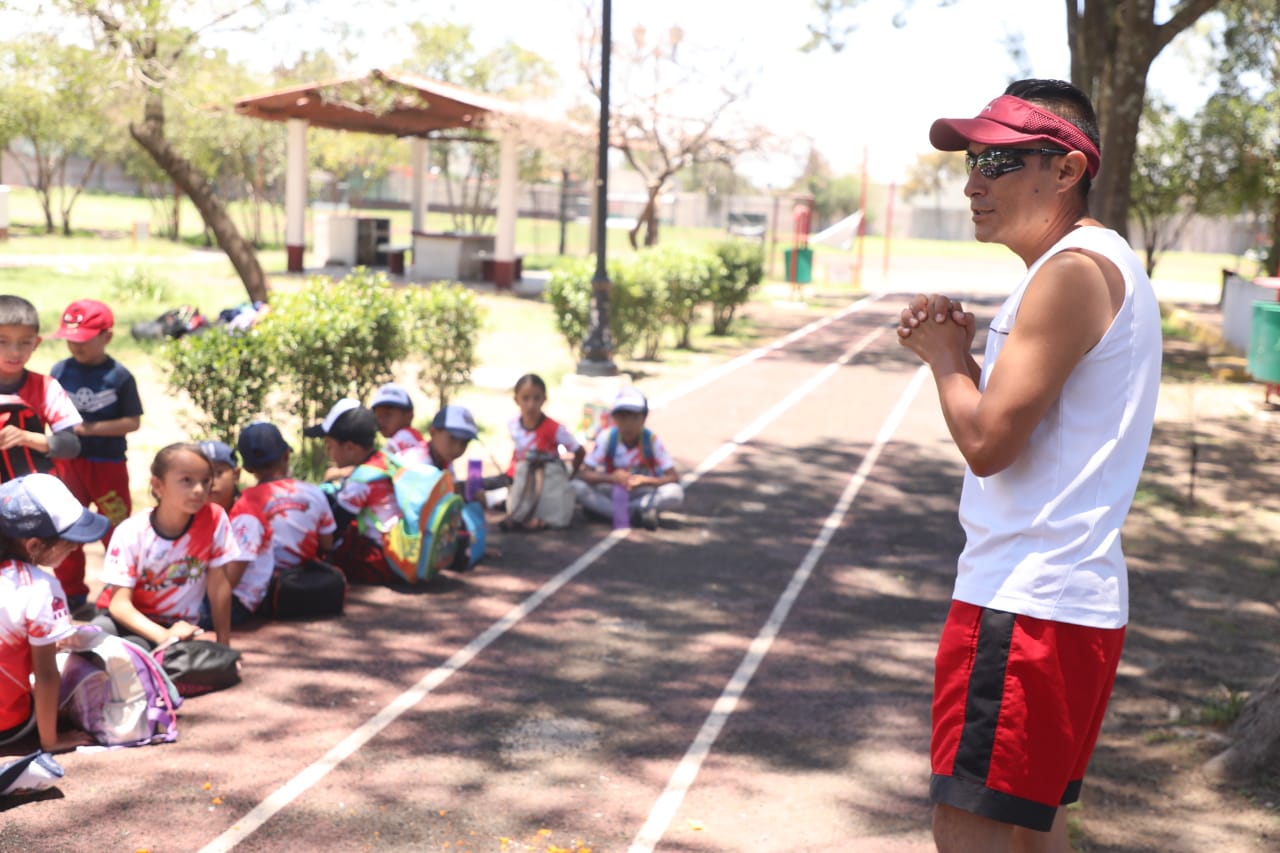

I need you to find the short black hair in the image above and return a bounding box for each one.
[329,407,378,449]
[0,295,39,331]
[1004,79,1099,198]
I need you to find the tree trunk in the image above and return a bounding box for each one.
[1067,0,1223,239]
[630,185,663,249]
[129,90,267,304]
[643,193,660,247]
[1268,204,1280,278]
[59,157,99,237]
[1204,671,1280,781]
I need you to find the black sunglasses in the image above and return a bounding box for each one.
[964,147,1071,179]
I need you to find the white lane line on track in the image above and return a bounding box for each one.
[199,311,893,853]
[682,325,888,489]
[628,365,932,853]
[198,531,628,853]
[650,294,883,412]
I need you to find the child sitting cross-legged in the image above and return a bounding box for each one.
[201,440,272,625]
[571,387,684,531]
[311,399,403,585]
[0,474,104,754]
[370,383,429,464]
[234,421,336,573]
[90,442,245,649]
[501,373,584,531]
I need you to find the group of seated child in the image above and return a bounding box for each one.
[0,291,685,761]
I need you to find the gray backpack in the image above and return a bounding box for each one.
[506,450,575,528]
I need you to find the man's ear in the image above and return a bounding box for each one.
[1058,151,1089,190]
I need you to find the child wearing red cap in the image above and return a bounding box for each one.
[49,298,143,614]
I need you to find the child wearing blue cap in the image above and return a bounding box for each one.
[0,474,106,753]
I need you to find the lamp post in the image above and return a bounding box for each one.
[577,0,618,376]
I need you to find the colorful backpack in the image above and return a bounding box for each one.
[57,627,181,748]
[350,455,464,583]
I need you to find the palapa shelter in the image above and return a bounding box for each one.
[235,68,567,286]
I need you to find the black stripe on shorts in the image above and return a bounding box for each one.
[954,607,1016,784]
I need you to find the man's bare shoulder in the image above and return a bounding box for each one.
[1013,249,1116,357]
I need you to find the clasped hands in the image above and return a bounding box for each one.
[897,293,976,364]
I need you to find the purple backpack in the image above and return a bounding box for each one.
[57,628,181,747]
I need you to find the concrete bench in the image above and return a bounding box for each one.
[377,243,412,275]
[474,252,524,289]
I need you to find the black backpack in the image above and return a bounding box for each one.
[131,305,208,341]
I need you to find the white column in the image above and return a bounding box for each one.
[285,118,308,272]
[410,137,428,234]
[493,132,519,288]
[496,132,518,258]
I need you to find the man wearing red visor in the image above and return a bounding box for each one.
[898,79,1162,851]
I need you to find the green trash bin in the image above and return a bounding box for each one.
[1248,300,1280,383]
[783,247,813,284]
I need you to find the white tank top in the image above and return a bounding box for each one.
[954,226,1162,629]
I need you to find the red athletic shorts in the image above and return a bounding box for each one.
[930,600,1125,832]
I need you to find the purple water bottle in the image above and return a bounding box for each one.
[466,458,483,503]
[612,484,631,529]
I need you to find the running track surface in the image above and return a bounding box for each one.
[2,292,990,852]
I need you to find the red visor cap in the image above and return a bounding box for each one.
[929,95,1100,178]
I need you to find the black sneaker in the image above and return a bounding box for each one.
[638,507,659,531]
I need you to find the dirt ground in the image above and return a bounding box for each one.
[1072,307,1280,852]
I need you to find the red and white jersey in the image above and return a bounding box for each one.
[336,452,399,545]
[0,371,83,481]
[0,371,82,434]
[228,504,273,612]
[234,479,337,570]
[97,503,244,625]
[384,426,429,465]
[0,560,73,731]
[507,415,580,475]
[584,430,676,475]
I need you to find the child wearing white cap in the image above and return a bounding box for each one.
[370,383,429,465]
[0,474,106,753]
[571,387,683,530]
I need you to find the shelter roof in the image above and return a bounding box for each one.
[233,69,553,137]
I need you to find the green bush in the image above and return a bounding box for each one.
[109,265,171,303]
[401,282,484,408]
[164,325,278,443]
[260,268,407,444]
[643,245,723,350]
[544,257,640,358]
[617,253,666,360]
[162,269,490,481]
[544,257,595,355]
[708,240,764,335]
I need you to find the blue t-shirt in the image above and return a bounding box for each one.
[50,356,143,462]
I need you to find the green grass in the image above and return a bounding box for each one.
[4,184,1249,283]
